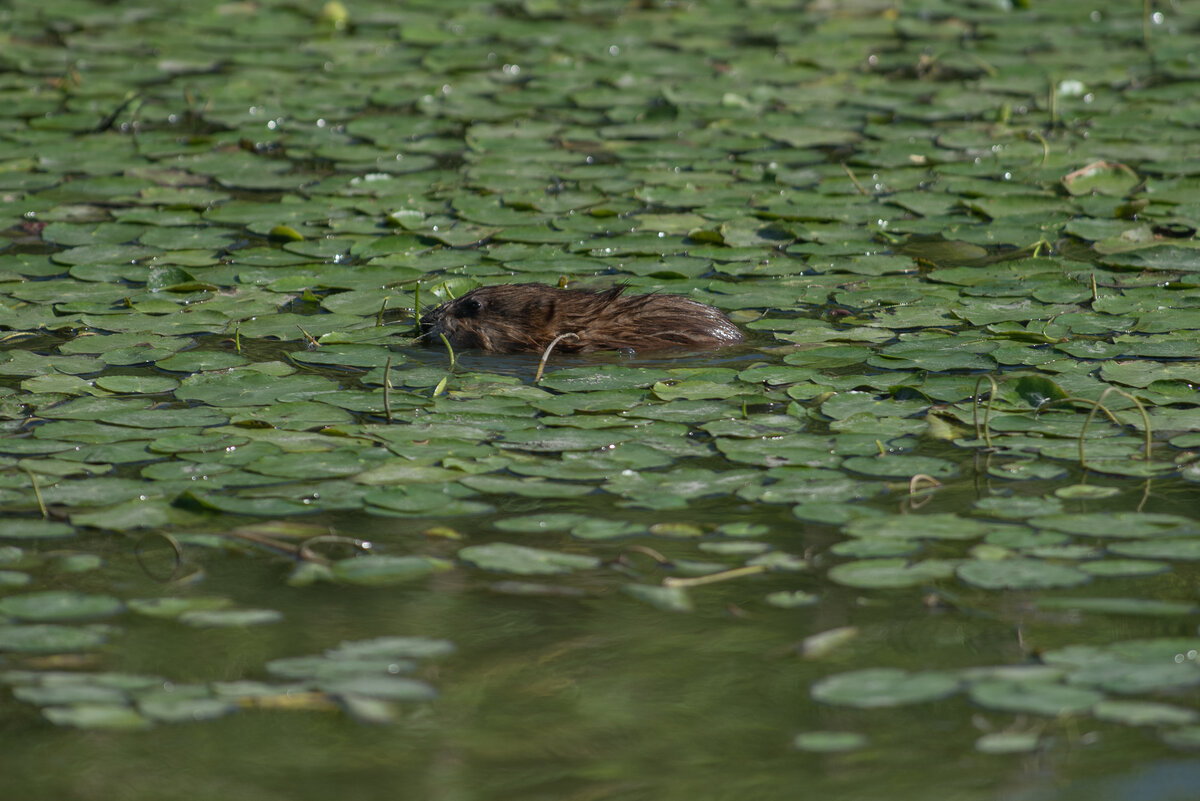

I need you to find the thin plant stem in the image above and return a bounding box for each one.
[1078,386,1153,469]
[439,333,456,368]
[908,474,942,495]
[662,564,767,589]
[413,284,422,336]
[383,355,393,423]
[841,162,870,196]
[534,332,579,383]
[24,468,47,519]
[297,325,320,348]
[972,375,999,448]
[1044,397,1121,426]
[1027,129,1049,166]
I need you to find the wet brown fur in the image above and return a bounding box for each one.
[420,283,743,354]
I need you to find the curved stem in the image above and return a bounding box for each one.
[1078,386,1153,470]
[972,375,998,448]
[438,333,456,368]
[908,473,943,495]
[534,332,580,383]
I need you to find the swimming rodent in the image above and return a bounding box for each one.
[419,283,743,354]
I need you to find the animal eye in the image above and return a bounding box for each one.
[461,297,482,316]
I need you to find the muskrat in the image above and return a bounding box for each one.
[420,283,743,354]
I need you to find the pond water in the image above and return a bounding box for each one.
[2,0,1200,798]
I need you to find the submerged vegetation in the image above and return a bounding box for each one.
[1,0,1199,797]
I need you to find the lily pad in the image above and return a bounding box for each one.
[792,731,869,753]
[42,704,151,731]
[0,591,124,622]
[0,624,110,653]
[178,609,283,627]
[330,556,453,586]
[968,680,1103,716]
[956,558,1091,590]
[1061,161,1140,197]
[827,558,957,588]
[812,668,960,709]
[457,543,602,575]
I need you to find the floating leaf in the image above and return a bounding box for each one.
[458,543,601,575]
[844,514,991,541]
[968,680,1103,716]
[1061,161,1139,197]
[974,732,1041,754]
[622,584,694,613]
[330,556,453,586]
[1093,700,1198,727]
[43,704,151,731]
[126,597,235,619]
[0,591,123,622]
[319,677,437,702]
[828,558,957,588]
[793,731,868,753]
[0,520,76,540]
[0,624,110,653]
[812,668,960,708]
[178,609,283,627]
[956,558,1090,590]
[1035,598,1199,616]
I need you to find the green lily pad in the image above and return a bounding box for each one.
[1092,700,1198,726]
[827,558,957,588]
[1077,559,1170,577]
[178,609,283,627]
[328,636,456,660]
[319,676,438,701]
[622,583,694,613]
[126,597,236,619]
[812,668,960,708]
[176,371,339,407]
[1061,161,1140,197]
[0,624,110,653]
[956,558,1090,590]
[792,731,868,753]
[0,520,77,540]
[1031,513,1199,539]
[458,543,602,575]
[968,680,1103,716]
[844,514,991,541]
[0,591,124,622]
[42,704,151,731]
[1107,540,1200,561]
[138,696,238,723]
[974,732,1042,754]
[1035,598,1199,616]
[330,556,453,586]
